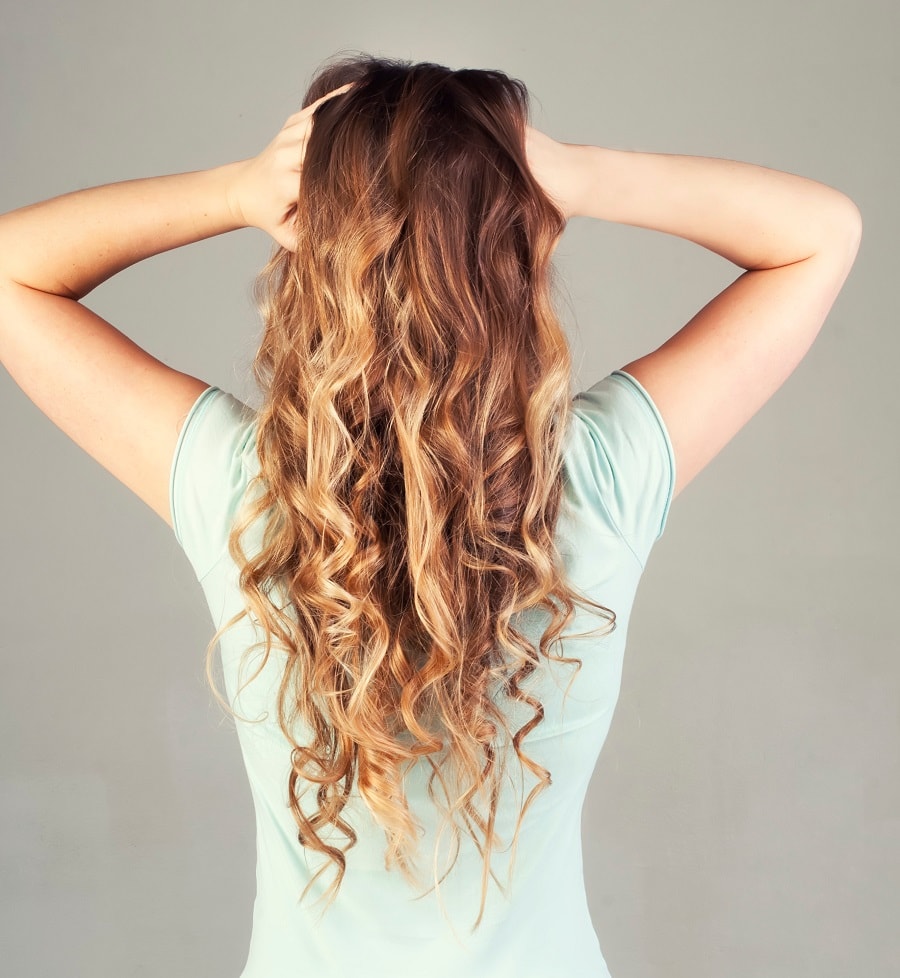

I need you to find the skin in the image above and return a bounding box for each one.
[230,82,356,251]
[0,85,861,536]
[0,83,354,531]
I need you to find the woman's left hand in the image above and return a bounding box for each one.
[227,82,355,251]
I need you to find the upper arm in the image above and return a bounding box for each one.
[620,216,862,500]
[0,279,211,528]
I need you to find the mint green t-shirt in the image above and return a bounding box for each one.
[170,369,676,978]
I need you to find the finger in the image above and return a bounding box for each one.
[287,82,356,123]
[274,212,301,252]
[310,81,356,110]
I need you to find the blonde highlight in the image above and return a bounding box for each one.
[201,53,616,933]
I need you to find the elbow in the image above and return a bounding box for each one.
[830,194,863,242]
[814,194,862,265]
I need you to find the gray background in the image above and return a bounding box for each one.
[1,1,896,976]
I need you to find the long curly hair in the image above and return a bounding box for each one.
[203,51,616,932]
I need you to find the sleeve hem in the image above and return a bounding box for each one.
[610,369,677,540]
[169,385,220,548]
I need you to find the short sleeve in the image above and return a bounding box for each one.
[169,385,258,581]
[571,369,676,569]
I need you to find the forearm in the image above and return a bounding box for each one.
[0,160,249,300]
[565,143,859,269]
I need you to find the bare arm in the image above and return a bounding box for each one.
[525,127,862,500]
[525,128,860,268]
[565,142,859,268]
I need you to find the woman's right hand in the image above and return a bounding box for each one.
[524,126,587,221]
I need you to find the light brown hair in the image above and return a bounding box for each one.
[204,52,616,931]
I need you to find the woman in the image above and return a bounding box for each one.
[0,52,861,978]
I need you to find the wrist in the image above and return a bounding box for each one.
[524,129,598,222]
[564,144,617,221]
[218,159,253,230]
